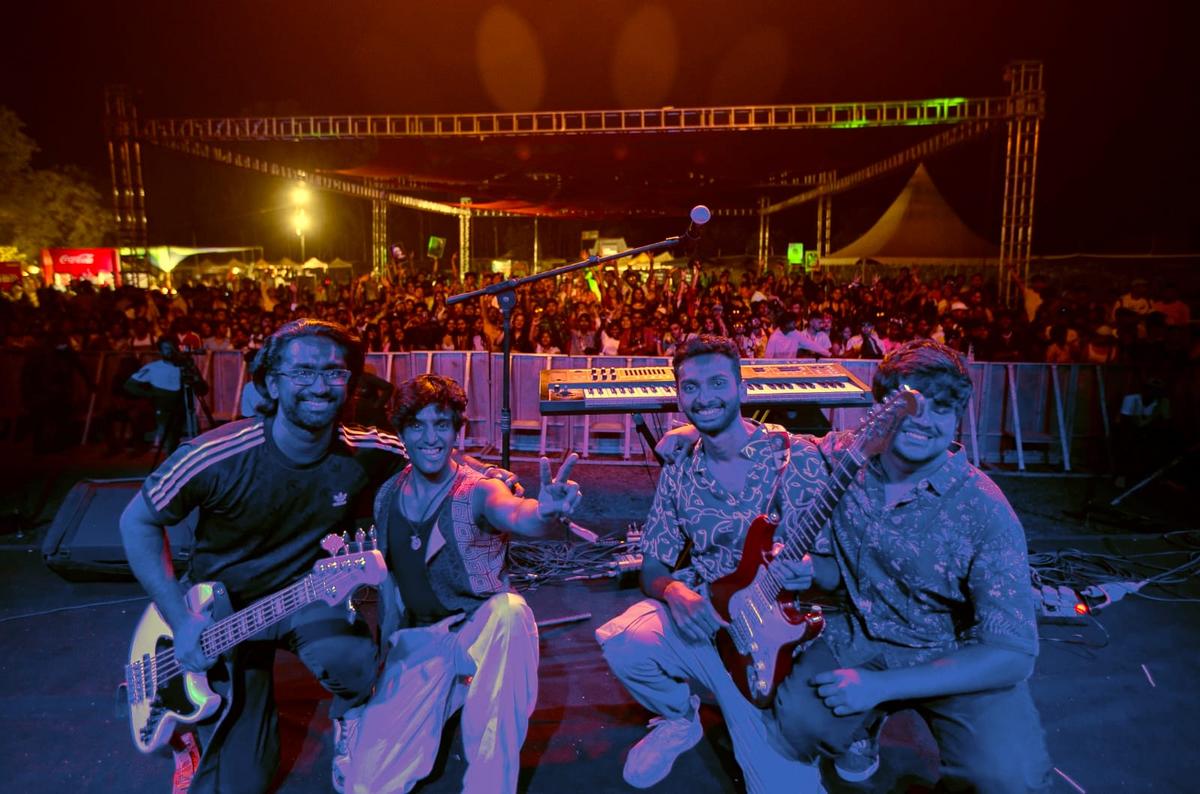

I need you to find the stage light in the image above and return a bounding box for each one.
[291,181,311,206]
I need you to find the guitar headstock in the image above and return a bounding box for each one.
[855,387,922,459]
[311,530,387,605]
[320,527,378,556]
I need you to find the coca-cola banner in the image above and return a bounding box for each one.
[40,248,121,287]
[0,263,22,286]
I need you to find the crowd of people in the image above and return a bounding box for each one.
[1,259,1194,367]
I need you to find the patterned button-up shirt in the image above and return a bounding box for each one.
[642,422,829,589]
[813,435,1040,669]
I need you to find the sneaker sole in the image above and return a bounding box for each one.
[835,755,881,783]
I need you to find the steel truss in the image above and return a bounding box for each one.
[135,97,1012,142]
[106,63,1042,291]
[104,87,148,252]
[372,197,388,274]
[998,61,1044,303]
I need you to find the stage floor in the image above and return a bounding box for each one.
[1,447,1197,793]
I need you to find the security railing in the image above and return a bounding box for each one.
[2,349,1192,473]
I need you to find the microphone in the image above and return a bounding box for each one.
[678,205,711,256]
[684,204,711,242]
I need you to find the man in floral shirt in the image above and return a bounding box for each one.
[595,335,823,793]
[769,340,1051,792]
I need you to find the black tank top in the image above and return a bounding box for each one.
[387,500,456,627]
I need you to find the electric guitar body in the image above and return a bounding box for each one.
[125,582,231,753]
[709,388,919,708]
[123,534,386,754]
[709,515,825,708]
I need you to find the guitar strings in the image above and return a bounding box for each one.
[138,578,316,689]
[756,449,864,601]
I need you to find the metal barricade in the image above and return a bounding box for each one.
[3,347,1194,474]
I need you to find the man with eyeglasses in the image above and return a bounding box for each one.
[120,319,517,794]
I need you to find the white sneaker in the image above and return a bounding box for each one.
[623,694,703,789]
[332,711,361,794]
[834,716,886,783]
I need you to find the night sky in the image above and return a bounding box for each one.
[4,0,1197,259]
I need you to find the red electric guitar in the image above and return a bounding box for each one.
[709,389,920,708]
[122,531,386,754]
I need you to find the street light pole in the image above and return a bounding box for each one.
[291,181,311,263]
[293,209,308,262]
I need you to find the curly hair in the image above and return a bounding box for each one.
[250,319,364,416]
[391,374,468,432]
[672,334,741,382]
[872,339,972,413]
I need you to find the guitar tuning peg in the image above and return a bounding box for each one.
[368,525,379,549]
[320,533,345,555]
[341,531,351,552]
[354,528,366,551]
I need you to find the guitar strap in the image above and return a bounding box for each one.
[763,429,793,525]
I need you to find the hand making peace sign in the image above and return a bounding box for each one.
[535,452,583,522]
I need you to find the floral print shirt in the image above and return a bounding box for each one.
[642,422,829,589]
[814,435,1040,669]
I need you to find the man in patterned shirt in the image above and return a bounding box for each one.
[655,339,1051,792]
[765,340,1051,792]
[596,335,823,792]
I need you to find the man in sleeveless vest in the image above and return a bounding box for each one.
[341,374,582,794]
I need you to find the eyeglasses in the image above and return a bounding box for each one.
[274,368,352,386]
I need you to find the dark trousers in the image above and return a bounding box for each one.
[151,389,187,455]
[188,599,378,794]
[769,639,1052,793]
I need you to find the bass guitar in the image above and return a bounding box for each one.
[122,531,386,753]
[709,389,919,707]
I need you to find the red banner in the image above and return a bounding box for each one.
[40,248,121,286]
[0,263,22,286]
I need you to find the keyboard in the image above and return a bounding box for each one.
[539,362,872,414]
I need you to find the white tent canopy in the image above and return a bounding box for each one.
[820,164,998,266]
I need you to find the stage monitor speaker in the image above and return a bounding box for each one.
[42,478,196,582]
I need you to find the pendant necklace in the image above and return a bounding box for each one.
[405,467,456,551]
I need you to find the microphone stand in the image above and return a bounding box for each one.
[448,235,690,470]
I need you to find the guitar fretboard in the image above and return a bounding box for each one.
[199,575,319,657]
[761,446,866,600]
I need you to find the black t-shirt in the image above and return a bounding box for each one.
[142,417,408,605]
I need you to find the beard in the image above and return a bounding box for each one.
[685,400,740,437]
[279,395,342,432]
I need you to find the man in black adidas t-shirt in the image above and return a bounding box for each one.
[119,319,512,794]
